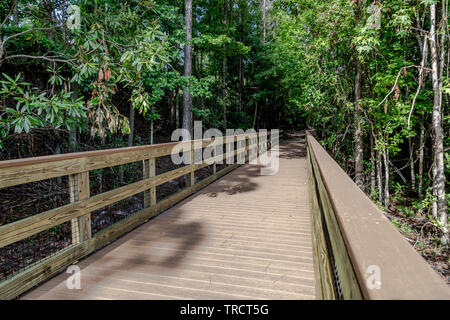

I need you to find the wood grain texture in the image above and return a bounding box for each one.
[0,134,260,189]
[306,132,450,300]
[307,148,336,300]
[0,164,238,300]
[20,136,315,300]
[0,151,241,248]
[308,140,362,299]
[70,172,91,244]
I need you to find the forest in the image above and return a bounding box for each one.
[0,0,448,281]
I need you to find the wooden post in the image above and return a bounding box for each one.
[69,172,91,244]
[256,133,260,158]
[238,136,244,164]
[187,141,195,186]
[143,158,156,207]
[212,141,217,174]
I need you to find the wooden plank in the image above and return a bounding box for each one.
[0,144,176,189]
[0,145,247,249]
[306,143,336,300]
[0,133,268,189]
[187,142,195,186]
[143,158,156,208]
[0,242,91,300]
[70,172,91,244]
[19,134,313,301]
[0,164,239,300]
[306,132,450,299]
[0,164,193,247]
[308,139,362,300]
[0,131,281,299]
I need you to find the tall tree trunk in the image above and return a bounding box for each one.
[418,116,425,198]
[253,101,258,129]
[409,137,415,190]
[176,89,180,128]
[169,92,174,126]
[382,144,389,210]
[13,2,18,24]
[370,130,376,198]
[238,3,244,113]
[128,105,135,147]
[222,55,227,128]
[124,103,135,185]
[222,0,228,128]
[69,83,79,152]
[376,147,383,204]
[55,139,62,184]
[182,0,193,140]
[429,2,448,242]
[354,60,364,190]
[150,118,154,144]
[261,0,266,43]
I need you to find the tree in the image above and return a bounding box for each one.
[182,0,193,139]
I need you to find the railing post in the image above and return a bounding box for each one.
[237,135,244,164]
[69,171,91,243]
[143,158,156,207]
[187,141,195,186]
[257,132,260,158]
[212,140,217,174]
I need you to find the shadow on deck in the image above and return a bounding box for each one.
[21,135,315,300]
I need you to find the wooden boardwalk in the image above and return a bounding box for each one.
[21,136,315,300]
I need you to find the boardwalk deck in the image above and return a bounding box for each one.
[21,135,315,300]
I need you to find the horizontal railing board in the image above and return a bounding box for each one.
[306,132,450,300]
[0,133,265,189]
[0,148,245,248]
[0,164,238,300]
[308,140,362,299]
[307,149,336,300]
[0,129,281,299]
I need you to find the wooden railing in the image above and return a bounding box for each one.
[0,130,281,299]
[306,131,450,300]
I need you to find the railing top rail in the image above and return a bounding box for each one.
[0,130,280,189]
[0,131,272,169]
[306,131,450,300]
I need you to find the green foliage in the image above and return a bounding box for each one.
[0,73,86,147]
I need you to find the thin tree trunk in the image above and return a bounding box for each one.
[222,0,228,128]
[377,147,383,204]
[370,130,376,198]
[429,3,448,241]
[383,144,389,210]
[55,140,62,184]
[169,93,174,126]
[176,89,180,128]
[128,105,135,147]
[150,118,154,144]
[222,55,227,128]
[253,101,258,129]
[13,2,18,24]
[262,0,266,43]
[238,4,244,113]
[182,0,193,140]
[418,114,425,198]
[409,137,415,190]
[354,60,364,190]
[69,83,79,152]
